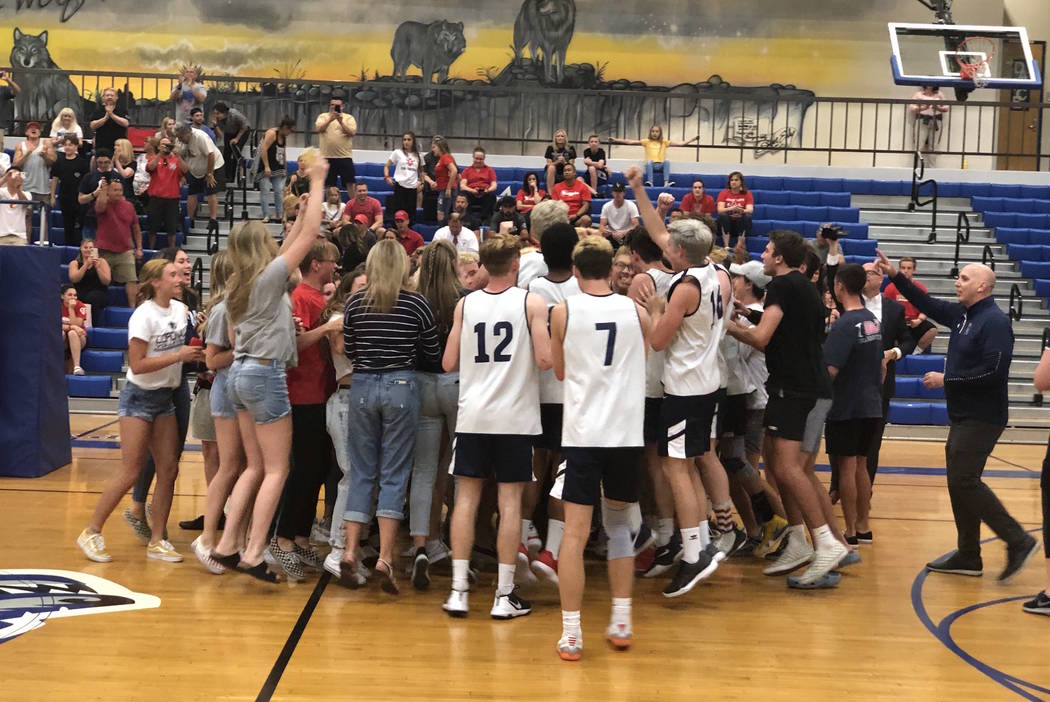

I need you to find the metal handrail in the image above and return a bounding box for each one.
[206,218,220,255]
[1008,283,1023,323]
[949,211,970,278]
[981,244,996,270]
[191,257,203,301]
[909,151,939,243]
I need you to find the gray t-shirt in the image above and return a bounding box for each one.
[232,256,297,365]
[205,299,231,348]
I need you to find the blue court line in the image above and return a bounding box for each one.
[911,531,1049,701]
[70,439,202,452]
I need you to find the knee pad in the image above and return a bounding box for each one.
[723,456,745,476]
[601,500,635,561]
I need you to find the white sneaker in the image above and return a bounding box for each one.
[762,535,814,576]
[490,589,532,620]
[606,622,632,650]
[72,365,85,376]
[557,632,582,661]
[192,536,224,574]
[76,528,112,563]
[147,539,183,563]
[324,549,368,585]
[794,541,849,586]
[443,589,469,618]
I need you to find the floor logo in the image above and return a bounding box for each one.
[0,570,160,644]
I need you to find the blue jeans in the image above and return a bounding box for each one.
[644,160,671,186]
[344,371,421,524]
[436,188,457,222]
[258,172,286,220]
[227,358,291,424]
[410,372,459,537]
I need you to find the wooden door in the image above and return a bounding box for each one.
[996,40,1045,171]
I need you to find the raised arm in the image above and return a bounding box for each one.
[624,165,670,252]
[279,157,329,270]
[875,249,962,328]
[526,292,553,370]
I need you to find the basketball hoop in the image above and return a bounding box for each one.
[956,36,996,89]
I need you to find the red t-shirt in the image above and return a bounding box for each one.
[286,283,333,405]
[61,299,89,324]
[398,229,425,255]
[515,188,546,212]
[95,199,137,253]
[147,155,183,199]
[717,189,754,213]
[461,165,496,192]
[434,153,456,191]
[884,279,928,321]
[681,192,716,215]
[342,196,383,226]
[552,179,591,217]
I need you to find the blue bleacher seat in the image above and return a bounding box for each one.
[894,377,920,397]
[66,374,112,398]
[995,228,1030,245]
[60,264,69,283]
[899,354,945,375]
[87,327,128,350]
[106,286,128,307]
[81,350,124,373]
[101,306,133,327]
[417,224,439,242]
[929,403,950,425]
[840,239,877,256]
[1006,244,1044,262]
[887,400,932,425]
[1021,261,1050,279]
[1033,279,1050,298]
[917,382,945,400]
[986,184,1023,199]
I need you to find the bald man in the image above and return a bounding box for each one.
[876,252,1038,582]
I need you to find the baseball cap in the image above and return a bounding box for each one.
[729,259,771,288]
[611,182,626,192]
[26,121,41,130]
[353,213,370,225]
[394,210,409,221]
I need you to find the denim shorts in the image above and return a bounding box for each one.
[209,368,236,419]
[227,357,291,424]
[118,381,176,422]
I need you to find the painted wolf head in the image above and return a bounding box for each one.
[10,28,59,70]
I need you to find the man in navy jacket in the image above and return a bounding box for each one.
[876,251,1038,582]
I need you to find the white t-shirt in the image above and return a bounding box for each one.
[0,186,27,239]
[516,251,547,289]
[432,226,479,254]
[601,199,639,233]
[323,202,343,226]
[126,299,189,390]
[388,148,421,189]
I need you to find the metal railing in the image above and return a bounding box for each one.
[909,151,939,243]
[950,211,971,278]
[1009,283,1024,323]
[190,257,204,301]
[3,67,1049,170]
[981,243,996,270]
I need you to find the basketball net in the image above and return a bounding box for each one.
[956,37,995,89]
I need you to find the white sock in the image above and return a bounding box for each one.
[812,524,838,551]
[546,518,565,558]
[627,502,642,532]
[786,524,807,545]
[561,610,581,637]
[611,597,632,629]
[452,559,470,592]
[497,563,516,595]
[656,518,674,547]
[681,526,701,564]
[698,520,711,549]
[521,519,531,545]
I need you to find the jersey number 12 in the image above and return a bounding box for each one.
[473,321,513,363]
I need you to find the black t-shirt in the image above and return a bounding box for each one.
[544,145,577,181]
[91,104,129,152]
[583,147,607,170]
[78,169,125,228]
[51,155,90,203]
[489,209,525,234]
[339,229,377,272]
[763,270,832,399]
[823,307,884,420]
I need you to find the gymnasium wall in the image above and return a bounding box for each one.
[2,0,1014,168]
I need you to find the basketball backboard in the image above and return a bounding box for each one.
[889,23,1042,89]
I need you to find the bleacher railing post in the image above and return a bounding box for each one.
[950,212,970,278]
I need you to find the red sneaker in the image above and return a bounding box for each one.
[531,548,559,584]
[634,545,655,575]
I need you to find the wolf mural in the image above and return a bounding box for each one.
[390,20,467,85]
[513,0,576,84]
[9,28,84,123]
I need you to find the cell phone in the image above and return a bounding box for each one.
[332,104,341,113]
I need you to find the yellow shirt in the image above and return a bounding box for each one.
[642,137,670,163]
[315,113,357,158]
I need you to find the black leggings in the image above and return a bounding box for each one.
[276,404,333,540]
[59,197,81,245]
[1042,440,1050,557]
[390,183,418,225]
[147,197,181,247]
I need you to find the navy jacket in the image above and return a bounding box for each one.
[889,273,1013,426]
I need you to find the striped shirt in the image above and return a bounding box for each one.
[343,290,441,372]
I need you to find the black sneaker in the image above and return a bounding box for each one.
[633,523,655,556]
[490,589,532,619]
[662,549,719,598]
[179,514,205,530]
[269,536,305,581]
[857,531,873,544]
[845,534,859,547]
[643,534,682,578]
[412,547,431,590]
[1022,591,1050,616]
[999,535,1039,583]
[926,551,983,577]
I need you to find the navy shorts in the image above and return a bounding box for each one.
[719,393,749,438]
[118,381,176,422]
[643,397,663,444]
[453,433,535,483]
[186,173,217,196]
[561,446,643,506]
[658,392,719,459]
[825,417,881,457]
[764,394,817,443]
[533,403,563,451]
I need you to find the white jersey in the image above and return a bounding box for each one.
[662,265,724,396]
[456,286,541,435]
[742,301,769,409]
[644,268,674,398]
[528,274,581,404]
[711,264,738,393]
[562,293,646,448]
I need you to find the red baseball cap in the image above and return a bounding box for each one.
[26,121,41,130]
[394,210,409,221]
[353,213,370,225]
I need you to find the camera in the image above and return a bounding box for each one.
[331,103,342,113]
[818,223,844,241]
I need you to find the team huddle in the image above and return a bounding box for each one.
[435,164,883,660]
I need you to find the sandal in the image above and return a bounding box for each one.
[238,559,282,584]
[375,558,400,595]
[338,555,360,590]
[212,550,242,571]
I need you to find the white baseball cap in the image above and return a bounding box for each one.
[728,259,771,288]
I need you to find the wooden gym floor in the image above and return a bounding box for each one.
[1,414,1048,702]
